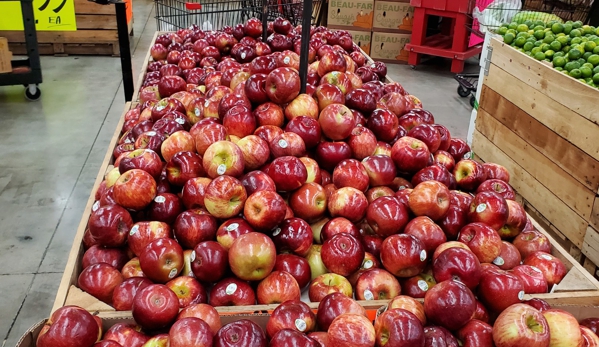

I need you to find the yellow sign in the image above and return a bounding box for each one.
[0,0,77,31]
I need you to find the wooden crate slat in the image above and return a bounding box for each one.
[489,38,599,126]
[484,63,599,163]
[75,15,118,30]
[479,86,599,192]
[592,196,599,231]
[583,226,599,266]
[472,130,588,247]
[74,0,115,15]
[51,103,131,313]
[475,107,594,220]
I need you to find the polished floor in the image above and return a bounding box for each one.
[0,1,476,345]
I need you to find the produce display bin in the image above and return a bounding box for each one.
[16,302,599,347]
[51,33,599,316]
[471,37,599,277]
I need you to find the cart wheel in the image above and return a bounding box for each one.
[470,96,476,107]
[458,86,470,98]
[25,85,41,101]
[410,65,416,70]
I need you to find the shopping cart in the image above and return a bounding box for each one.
[155,0,324,31]
[454,0,593,105]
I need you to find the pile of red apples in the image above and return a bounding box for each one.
[39,295,599,347]
[71,15,583,346]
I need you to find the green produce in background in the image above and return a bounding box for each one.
[498,16,599,89]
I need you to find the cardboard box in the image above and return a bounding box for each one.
[0,37,12,73]
[328,0,374,29]
[335,29,372,55]
[373,1,414,32]
[370,31,411,62]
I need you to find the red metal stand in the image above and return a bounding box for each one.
[406,0,482,73]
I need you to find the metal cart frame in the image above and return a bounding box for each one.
[0,0,43,100]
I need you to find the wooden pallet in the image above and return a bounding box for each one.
[472,37,599,277]
[0,0,133,56]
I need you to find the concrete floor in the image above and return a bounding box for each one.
[0,1,476,345]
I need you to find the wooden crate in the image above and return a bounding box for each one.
[53,36,599,317]
[1,0,133,56]
[0,37,12,73]
[15,301,599,347]
[472,37,599,277]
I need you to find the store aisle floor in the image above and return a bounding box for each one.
[0,2,475,345]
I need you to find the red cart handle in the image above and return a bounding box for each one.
[185,2,202,10]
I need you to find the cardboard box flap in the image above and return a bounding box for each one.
[15,320,45,347]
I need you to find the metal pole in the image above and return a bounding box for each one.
[261,0,269,42]
[115,1,134,102]
[298,0,312,93]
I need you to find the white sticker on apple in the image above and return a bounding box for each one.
[154,195,166,203]
[226,223,239,232]
[92,201,100,212]
[147,131,157,136]
[204,100,210,107]
[191,251,196,262]
[195,108,201,117]
[364,259,374,269]
[278,139,288,148]
[295,319,307,332]
[420,250,427,262]
[176,118,185,124]
[156,104,166,111]
[476,203,487,213]
[463,152,472,159]
[217,164,227,175]
[417,280,429,291]
[518,290,524,300]
[493,256,505,266]
[226,283,237,295]
[541,254,553,261]
[241,52,247,59]
[272,228,282,237]
[168,268,178,279]
[284,57,290,64]
[129,224,139,236]
[364,289,374,300]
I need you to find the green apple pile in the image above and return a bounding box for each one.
[498,19,599,88]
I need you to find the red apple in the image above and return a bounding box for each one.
[229,232,276,281]
[132,284,179,330]
[332,159,369,192]
[244,190,287,231]
[468,191,509,231]
[272,217,313,256]
[392,136,431,174]
[285,116,322,149]
[453,159,487,191]
[213,319,266,346]
[434,150,456,172]
[160,130,195,162]
[478,269,525,313]
[166,276,207,308]
[319,104,356,140]
[381,234,427,277]
[409,181,451,221]
[512,264,548,294]
[317,292,367,331]
[265,67,301,104]
[285,93,319,121]
[216,218,255,250]
[513,230,551,259]
[203,141,245,178]
[309,273,353,302]
[209,277,256,306]
[483,163,510,183]
[82,245,128,270]
[318,50,347,76]
[366,196,409,237]
[168,317,213,347]
[191,123,228,156]
[433,247,482,289]
[348,126,377,160]
[257,271,301,304]
[139,237,183,283]
[173,209,218,249]
[240,170,277,195]
[523,251,567,286]
[327,314,375,347]
[315,141,353,172]
[113,169,157,211]
[543,309,582,347]
[424,279,476,331]
[119,149,162,179]
[204,175,247,219]
[36,306,100,347]
[191,241,228,283]
[457,222,502,263]
[327,187,368,223]
[148,193,184,225]
[476,179,516,200]
[274,253,311,289]
[78,263,123,304]
[498,200,527,239]
[314,83,345,111]
[177,303,222,335]
[266,300,316,338]
[374,308,425,347]
[495,241,522,270]
[181,177,212,210]
[355,268,401,300]
[121,257,144,279]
